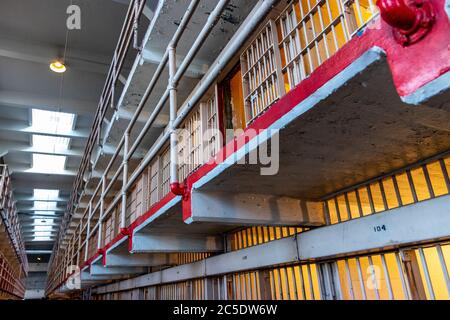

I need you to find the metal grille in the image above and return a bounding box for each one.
[325,156,450,224]
[148,159,160,207]
[230,226,309,251]
[277,0,378,90]
[0,251,25,299]
[177,252,211,265]
[327,243,450,300]
[333,252,410,299]
[203,96,220,161]
[414,244,450,300]
[161,147,171,198]
[241,21,282,123]
[179,109,202,181]
[270,264,322,300]
[103,205,119,246]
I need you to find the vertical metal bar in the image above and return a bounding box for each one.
[306,264,315,300]
[418,247,436,300]
[332,262,343,300]
[344,259,355,299]
[98,176,106,249]
[378,180,388,210]
[422,165,435,198]
[395,251,411,300]
[324,200,332,225]
[439,159,450,191]
[366,185,375,214]
[168,46,179,189]
[392,175,403,206]
[406,170,419,203]
[344,193,352,220]
[367,255,380,300]
[121,133,129,229]
[334,197,342,222]
[355,258,367,299]
[84,203,92,261]
[435,245,450,297]
[381,254,394,300]
[355,188,364,217]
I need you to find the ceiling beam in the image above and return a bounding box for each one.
[0,118,89,140]
[0,90,97,116]
[0,37,111,75]
[20,223,61,228]
[17,205,66,212]
[8,165,78,176]
[14,195,69,202]
[11,179,74,191]
[0,139,83,158]
[26,250,53,255]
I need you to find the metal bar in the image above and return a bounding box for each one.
[435,245,450,297]
[380,254,394,300]
[418,247,436,300]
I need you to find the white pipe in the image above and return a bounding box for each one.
[120,132,129,230]
[169,46,180,190]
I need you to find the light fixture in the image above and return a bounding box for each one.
[50,60,66,73]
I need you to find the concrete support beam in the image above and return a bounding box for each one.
[105,251,179,267]
[131,232,223,253]
[189,190,325,226]
[297,194,450,260]
[90,265,147,276]
[81,271,125,282]
[0,118,89,139]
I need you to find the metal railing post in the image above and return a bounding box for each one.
[168,45,180,192]
[98,176,106,249]
[121,133,130,229]
[84,202,92,261]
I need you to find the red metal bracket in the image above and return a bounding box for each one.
[120,227,130,236]
[170,182,189,200]
[376,0,435,45]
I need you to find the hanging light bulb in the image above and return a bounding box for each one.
[50,60,66,73]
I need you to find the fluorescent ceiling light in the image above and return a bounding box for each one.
[32,135,70,153]
[32,154,66,173]
[31,109,75,134]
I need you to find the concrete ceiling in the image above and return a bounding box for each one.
[0,0,137,256]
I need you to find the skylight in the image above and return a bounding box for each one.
[32,154,66,173]
[33,236,52,241]
[31,109,75,134]
[34,211,57,217]
[32,134,70,153]
[34,225,53,232]
[28,109,75,242]
[33,189,59,201]
[34,201,57,210]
